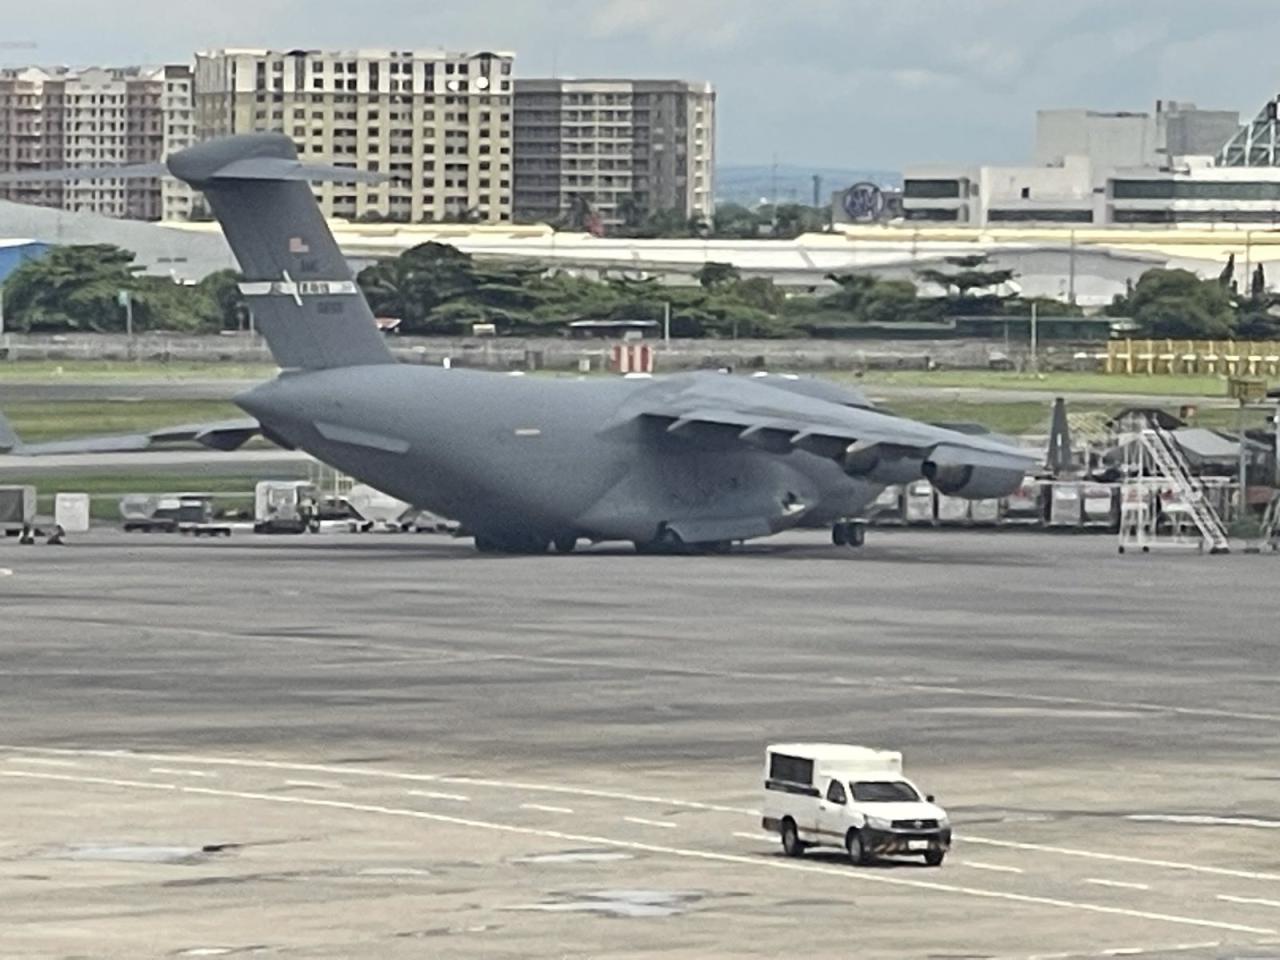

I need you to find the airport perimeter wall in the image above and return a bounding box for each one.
[0,333,1092,372]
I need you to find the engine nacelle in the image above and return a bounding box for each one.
[922,462,1027,500]
[842,444,924,485]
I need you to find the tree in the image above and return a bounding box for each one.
[1114,269,1236,338]
[357,242,479,332]
[1,244,139,332]
[696,261,741,289]
[821,273,926,324]
[198,269,248,331]
[711,203,763,239]
[616,194,644,231]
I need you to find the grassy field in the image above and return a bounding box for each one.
[883,398,1274,435]
[0,360,278,382]
[2,400,243,442]
[852,369,1269,397]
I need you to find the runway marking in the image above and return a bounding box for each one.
[521,803,574,815]
[1084,878,1151,891]
[437,775,751,814]
[4,769,1275,938]
[283,779,341,790]
[962,861,1024,874]
[6,756,80,768]
[4,746,1279,884]
[623,816,678,830]
[407,789,470,803]
[1218,894,1280,908]
[1128,814,1280,829]
[149,767,215,779]
[961,835,1280,882]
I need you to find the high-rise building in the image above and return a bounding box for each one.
[0,64,194,220]
[194,48,515,224]
[512,78,715,230]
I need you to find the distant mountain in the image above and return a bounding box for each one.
[715,164,901,207]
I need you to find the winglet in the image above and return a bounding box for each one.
[0,411,22,454]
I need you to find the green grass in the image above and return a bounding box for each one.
[0,360,278,381]
[851,369,1267,398]
[886,398,1275,435]
[3,400,243,442]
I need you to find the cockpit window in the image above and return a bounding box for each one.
[850,781,920,803]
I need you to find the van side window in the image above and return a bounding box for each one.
[825,780,847,804]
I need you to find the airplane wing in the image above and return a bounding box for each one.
[627,373,1037,497]
[0,413,262,456]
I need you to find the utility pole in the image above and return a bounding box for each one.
[1029,301,1039,374]
[1067,229,1077,305]
[663,301,670,346]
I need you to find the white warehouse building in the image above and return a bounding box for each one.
[903,97,1280,228]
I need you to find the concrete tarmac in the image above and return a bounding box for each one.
[1,529,1279,960]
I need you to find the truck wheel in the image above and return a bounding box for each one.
[780,819,805,858]
[924,849,945,867]
[846,830,871,866]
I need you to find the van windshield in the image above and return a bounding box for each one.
[850,781,920,803]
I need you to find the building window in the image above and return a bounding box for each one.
[903,178,962,199]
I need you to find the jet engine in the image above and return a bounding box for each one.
[842,443,924,485]
[921,444,1030,500]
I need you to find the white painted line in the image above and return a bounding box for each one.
[149,767,214,779]
[283,779,341,790]
[520,803,574,815]
[6,756,79,767]
[961,860,1024,875]
[3,745,1276,885]
[439,775,752,815]
[0,568,13,577]
[6,770,1274,938]
[733,832,777,843]
[407,789,470,803]
[1085,878,1151,891]
[962,835,1280,882]
[1128,814,1280,829]
[1218,894,1280,908]
[1102,949,1145,957]
[623,816,678,830]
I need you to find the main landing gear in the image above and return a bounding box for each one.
[831,519,866,549]
[473,532,580,555]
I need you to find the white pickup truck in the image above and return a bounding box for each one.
[760,743,951,867]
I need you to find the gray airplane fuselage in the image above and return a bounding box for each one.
[237,366,880,547]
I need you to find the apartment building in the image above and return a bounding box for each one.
[512,78,715,229]
[194,48,515,223]
[0,64,194,221]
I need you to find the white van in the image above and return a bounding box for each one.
[760,743,951,866]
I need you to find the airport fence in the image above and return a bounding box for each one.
[0,332,1101,373]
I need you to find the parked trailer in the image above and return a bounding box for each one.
[0,485,37,536]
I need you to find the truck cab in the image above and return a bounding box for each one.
[761,743,951,867]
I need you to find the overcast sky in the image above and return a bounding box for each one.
[5,0,1277,169]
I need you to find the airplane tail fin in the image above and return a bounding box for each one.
[0,134,395,372]
[0,411,22,454]
[166,135,396,371]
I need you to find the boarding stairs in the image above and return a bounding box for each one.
[1119,417,1231,554]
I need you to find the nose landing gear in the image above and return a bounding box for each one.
[831,520,866,549]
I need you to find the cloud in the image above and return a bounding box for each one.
[4,0,1276,169]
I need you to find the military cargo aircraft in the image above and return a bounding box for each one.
[0,134,1035,553]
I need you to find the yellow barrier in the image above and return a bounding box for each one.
[1105,339,1280,376]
